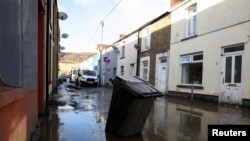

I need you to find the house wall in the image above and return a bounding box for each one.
[47,0,59,95]
[102,47,118,86]
[52,1,60,93]
[116,32,138,77]
[79,56,94,70]
[0,0,39,140]
[38,0,46,114]
[139,13,171,87]
[169,0,250,102]
[0,0,37,92]
[93,53,99,71]
[0,89,38,141]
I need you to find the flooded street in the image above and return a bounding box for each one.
[34,82,250,141]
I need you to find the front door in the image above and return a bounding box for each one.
[221,45,244,104]
[158,58,167,93]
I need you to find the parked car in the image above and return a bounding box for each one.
[76,69,99,87]
[70,68,79,83]
[58,74,67,84]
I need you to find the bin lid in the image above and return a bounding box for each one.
[113,76,163,97]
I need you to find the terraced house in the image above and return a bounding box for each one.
[103,11,171,94]
[168,0,250,107]
[138,11,171,94]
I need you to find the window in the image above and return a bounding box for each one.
[120,41,125,59]
[141,27,151,51]
[186,4,197,36]
[121,66,124,76]
[121,46,125,58]
[180,53,203,85]
[82,70,97,76]
[142,60,149,81]
[113,68,116,78]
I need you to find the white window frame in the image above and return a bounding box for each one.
[140,56,150,81]
[186,4,197,37]
[180,53,203,85]
[141,26,151,51]
[121,46,125,58]
[120,66,124,76]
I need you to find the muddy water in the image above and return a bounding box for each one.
[35,83,250,141]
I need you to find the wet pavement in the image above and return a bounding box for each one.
[32,81,250,141]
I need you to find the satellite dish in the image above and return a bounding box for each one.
[58,12,68,20]
[60,46,66,50]
[61,33,69,38]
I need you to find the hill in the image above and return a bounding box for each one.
[58,52,96,74]
[59,52,96,63]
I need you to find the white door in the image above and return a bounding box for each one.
[221,46,243,104]
[158,58,167,92]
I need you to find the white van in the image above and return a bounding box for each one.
[70,68,78,83]
[77,69,99,87]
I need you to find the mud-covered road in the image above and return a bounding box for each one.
[32,81,250,141]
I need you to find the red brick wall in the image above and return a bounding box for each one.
[139,14,171,86]
[0,88,38,141]
[38,0,46,114]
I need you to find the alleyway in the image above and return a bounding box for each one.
[32,81,250,141]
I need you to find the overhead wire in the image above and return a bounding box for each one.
[102,0,122,22]
[86,0,122,49]
[86,23,101,48]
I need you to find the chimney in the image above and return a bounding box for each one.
[119,34,126,39]
[170,0,183,7]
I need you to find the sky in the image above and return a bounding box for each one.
[58,0,170,53]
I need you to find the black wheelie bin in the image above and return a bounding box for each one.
[105,76,163,137]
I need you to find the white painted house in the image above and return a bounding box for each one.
[168,0,250,106]
[79,54,96,70]
[115,32,139,77]
[101,46,118,86]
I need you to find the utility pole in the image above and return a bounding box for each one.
[99,21,104,86]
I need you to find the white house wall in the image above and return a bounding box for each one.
[171,0,250,44]
[79,56,94,70]
[116,32,138,76]
[169,0,250,100]
[102,47,118,86]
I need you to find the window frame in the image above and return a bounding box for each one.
[141,26,151,52]
[140,57,150,81]
[180,53,203,86]
[121,45,125,58]
[186,4,197,37]
[120,66,124,76]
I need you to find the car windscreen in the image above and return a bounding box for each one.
[82,70,96,76]
[72,70,78,74]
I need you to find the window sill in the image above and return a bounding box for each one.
[177,84,203,89]
[181,34,198,41]
[120,57,125,59]
[141,49,150,52]
[0,86,25,108]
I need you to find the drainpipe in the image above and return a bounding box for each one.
[136,32,140,76]
[191,82,194,102]
[45,0,51,115]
